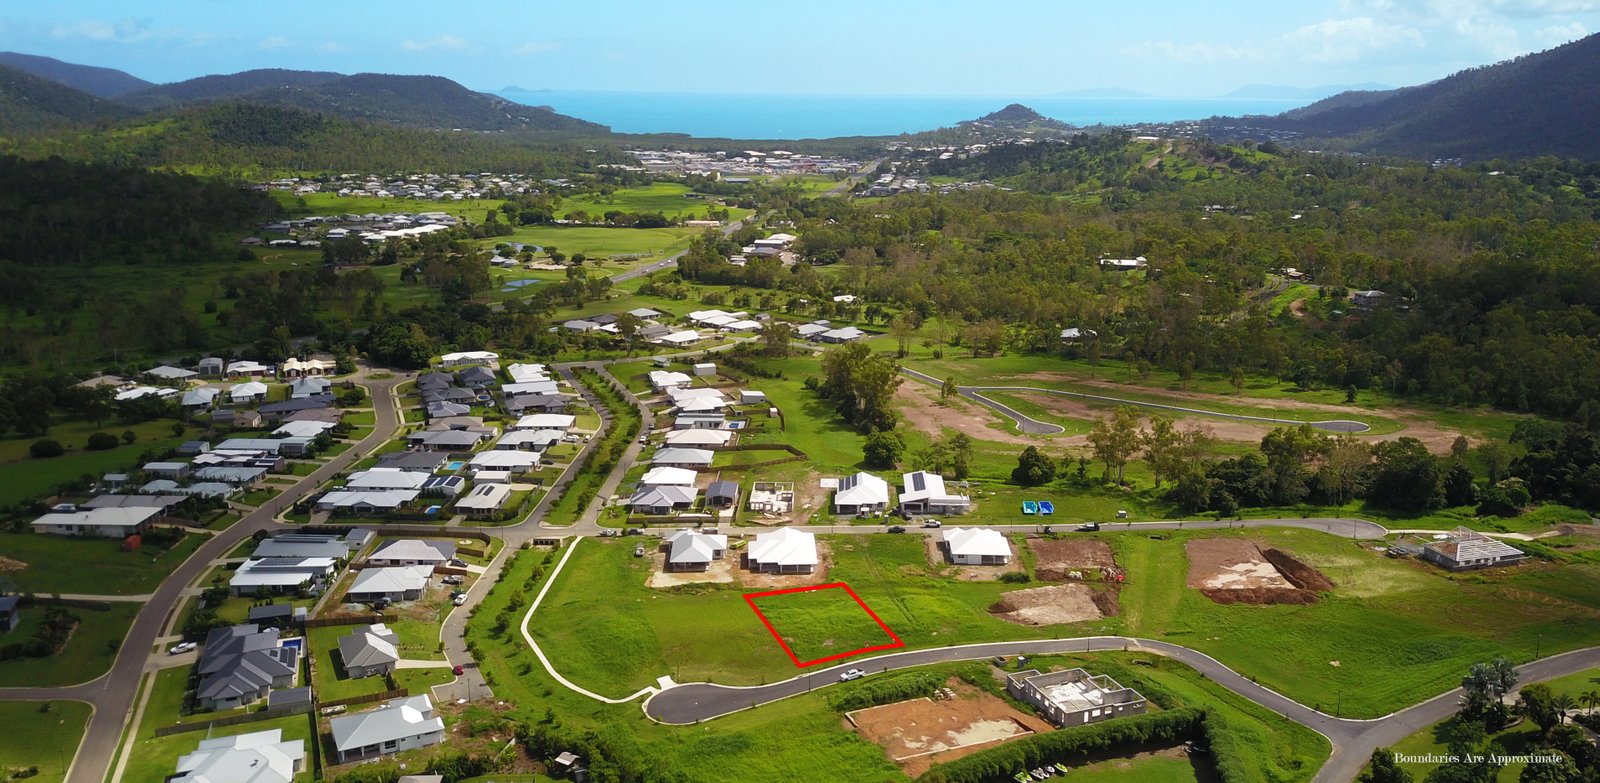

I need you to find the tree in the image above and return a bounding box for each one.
[940,376,958,406]
[85,432,118,451]
[1444,461,1478,507]
[1229,366,1245,395]
[1358,748,1414,783]
[948,433,973,479]
[1517,750,1579,783]
[1088,406,1142,484]
[1141,416,1210,489]
[1317,438,1372,505]
[1519,684,1563,734]
[1479,441,1508,484]
[1011,446,1057,486]
[818,343,901,433]
[888,312,918,358]
[121,429,137,445]
[862,431,904,469]
[1366,438,1445,511]
[758,321,795,358]
[29,439,64,458]
[1450,436,1470,461]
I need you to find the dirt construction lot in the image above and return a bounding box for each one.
[848,680,1054,776]
[896,380,1047,446]
[989,583,1115,625]
[1028,537,1117,581]
[1186,538,1333,605]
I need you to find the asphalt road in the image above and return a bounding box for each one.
[0,368,405,783]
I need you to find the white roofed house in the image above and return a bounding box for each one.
[664,429,733,447]
[818,326,866,343]
[169,729,304,783]
[229,557,338,596]
[1421,527,1526,571]
[367,539,456,567]
[146,365,198,382]
[899,471,971,515]
[648,370,693,390]
[439,350,499,367]
[655,330,704,347]
[941,527,1011,565]
[344,468,430,492]
[746,527,818,574]
[494,429,563,451]
[1060,327,1098,342]
[455,483,513,518]
[316,490,420,515]
[328,694,445,763]
[230,381,270,403]
[226,360,273,378]
[664,529,728,572]
[346,565,434,603]
[181,387,221,408]
[651,448,715,469]
[833,472,891,516]
[31,506,160,538]
[469,450,540,474]
[512,413,576,431]
[505,362,549,384]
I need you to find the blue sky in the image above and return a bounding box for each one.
[2,0,1596,96]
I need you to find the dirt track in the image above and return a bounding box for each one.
[895,381,1050,446]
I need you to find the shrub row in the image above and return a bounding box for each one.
[827,671,944,712]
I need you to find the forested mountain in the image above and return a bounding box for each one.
[0,63,138,135]
[118,69,606,132]
[4,102,624,174]
[0,51,153,97]
[1212,33,1600,160]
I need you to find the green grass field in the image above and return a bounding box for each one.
[492,224,701,265]
[561,182,751,222]
[746,585,900,664]
[0,602,141,686]
[0,531,207,595]
[0,419,189,506]
[276,190,503,222]
[0,700,91,783]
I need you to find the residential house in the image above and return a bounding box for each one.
[229,557,337,596]
[195,624,298,711]
[627,484,699,515]
[651,448,714,469]
[337,624,400,678]
[81,494,185,512]
[639,466,697,487]
[674,412,727,430]
[663,429,733,447]
[439,351,499,367]
[664,529,727,572]
[245,603,305,629]
[407,429,492,451]
[30,506,160,538]
[367,539,456,567]
[647,370,693,390]
[272,419,335,439]
[280,357,333,377]
[226,361,273,378]
[655,330,703,348]
[746,527,818,574]
[494,429,563,451]
[194,466,270,486]
[796,322,830,340]
[1353,289,1389,307]
[1006,669,1147,727]
[1098,256,1148,271]
[899,471,971,515]
[181,388,221,409]
[346,566,433,603]
[468,450,540,473]
[145,461,191,480]
[818,326,865,343]
[288,377,331,399]
[169,729,305,783]
[1421,527,1526,571]
[345,469,430,492]
[503,394,568,415]
[419,475,465,498]
[230,381,270,404]
[259,397,333,420]
[512,413,576,431]
[1059,327,1097,342]
[942,527,1011,565]
[705,480,739,509]
[455,483,512,518]
[198,357,226,377]
[833,472,891,515]
[457,366,498,388]
[328,695,445,763]
[0,596,19,633]
[505,363,549,384]
[176,440,213,456]
[375,452,448,473]
[425,401,471,420]
[316,490,420,515]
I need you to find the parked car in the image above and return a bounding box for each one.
[634,545,645,557]
[443,575,464,585]
[371,597,392,610]
[1077,522,1100,532]
[448,558,467,567]
[168,641,196,655]
[453,594,467,606]
[623,528,644,537]
[452,664,465,676]
[839,668,865,681]
[922,519,942,528]
[887,525,905,533]
[599,529,620,537]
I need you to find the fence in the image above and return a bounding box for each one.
[151,703,311,738]
[303,613,393,629]
[318,687,408,710]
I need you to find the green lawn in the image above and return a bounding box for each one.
[0,530,207,594]
[492,224,701,266]
[307,625,392,702]
[746,585,900,664]
[1386,714,1543,782]
[0,418,189,506]
[1056,754,1200,782]
[0,602,141,686]
[0,700,91,783]
[561,182,751,222]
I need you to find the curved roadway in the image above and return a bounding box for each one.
[900,368,1372,435]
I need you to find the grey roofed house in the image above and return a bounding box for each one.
[376,451,448,473]
[81,494,186,510]
[368,539,456,566]
[253,537,351,560]
[407,429,489,450]
[337,624,400,678]
[705,480,739,508]
[267,686,312,712]
[429,387,478,403]
[146,365,198,381]
[563,318,604,332]
[589,313,620,325]
[420,475,466,497]
[177,440,213,455]
[818,326,866,343]
[426,401,472,419]
[628,307,663,319]
[628,484,699,515]
[289,377,332,398]
[194,466,269,486]
[245,603,298,625]
[196,624,298,711]
[457,366,497,386]
[282,407,343,425]
[665,529,728,572]
[259,396,333,418]
[637,323,671,340]
[169,728,305,783]
[328,694,445,763]
[417,372,452,388]
[504,393,569,414]
[652,448,715,467]
[181,388,220,408]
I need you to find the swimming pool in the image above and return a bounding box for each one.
[445,460,466,471]
[281,638,303,653]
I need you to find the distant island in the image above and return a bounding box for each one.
[1051,87,1153,98]
[498,85,550,93]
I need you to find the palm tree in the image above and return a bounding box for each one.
[1582,689,1600,717]
[1552,693,1577,724]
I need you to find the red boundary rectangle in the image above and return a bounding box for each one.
[743,582,904,668]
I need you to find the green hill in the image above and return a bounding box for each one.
[0,63,137,135]
[0,51,153,98]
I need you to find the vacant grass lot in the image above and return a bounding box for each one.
[747,585,899,665]
[1111,528,1600,718]
[0,531,207,595]
[493,225,700,265]
[0,700,91,783]
[562,182,751,222]
[0,419,189,506]
[0,602,141,686]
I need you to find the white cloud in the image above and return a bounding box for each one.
[1535,20,1589,42]
[401,34,469,52]
[1281,17,1426,62]
[1132,41,1264,62]
[1344,0,1600,15]
[1453,16,1525,57]
[50,18,209,47]
[515,40,560,56]
[258,35,291,50]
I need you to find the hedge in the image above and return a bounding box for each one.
[915,708,1207,783]
[1200,710,1259,783]
[828,671,944,712]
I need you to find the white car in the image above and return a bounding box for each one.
[839,668,865,681]
[169,641,197,655]
[453,594,467,606]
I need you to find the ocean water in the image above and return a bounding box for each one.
[490,89,1309,139]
